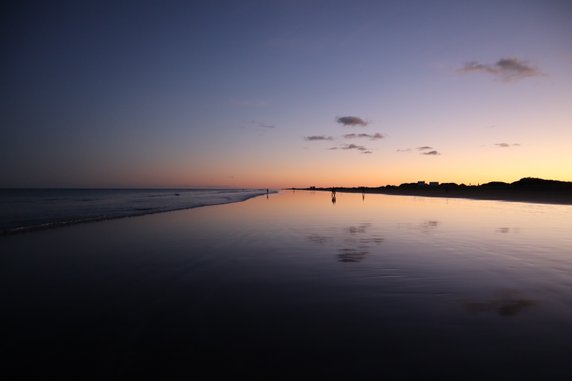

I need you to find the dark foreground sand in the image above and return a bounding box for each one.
[1,191,571,380]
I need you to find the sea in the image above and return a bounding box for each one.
[0,188,268,235]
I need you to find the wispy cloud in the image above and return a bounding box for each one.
[336,116,368,127]
[330,143,370,152]
[421,150,441,156]
[343,133,384,140]
[342,144,368,151]
[495,143,520,148]
[241,120,275,129]
[304,135,334,141]
[459,58,541,81]
[417,146,433,151]
[396,148,411,152]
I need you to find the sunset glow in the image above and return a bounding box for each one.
[2,1,571,188]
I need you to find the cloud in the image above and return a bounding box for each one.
[342,144,368,151]
[459,58,541,81]
[330,144,370,152]
[255,121,275,129]
[417,146,433,151]
[396,148,411,152]
[304,135,334,141]
[336,116,368,127]
[495,143,520,148]
[421,150,440,155]
[343,133,384,140]
[242,120,275,129]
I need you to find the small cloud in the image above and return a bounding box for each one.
[342,144,368,151]
[304,135,334,141]
[362,150,372,154]
[459,58,541,81]
[336,116,368,127]
[421,150,441,156]
[242,120,275,129]
[330,144,370,152]
[495,143,520,148]
[343,133,384,140]
[253,120,275,129]
[417,146,433,151]
[396,148,411,152]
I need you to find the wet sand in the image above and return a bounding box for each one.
[1,191,571,380]
[307,187,572,205]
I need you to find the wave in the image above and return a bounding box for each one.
[0,188,271,236]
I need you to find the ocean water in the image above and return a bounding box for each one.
[1,190,571,379]
[0,188,268,234]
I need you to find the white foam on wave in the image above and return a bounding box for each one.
[0,188,272,235]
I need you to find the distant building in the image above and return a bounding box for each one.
[429,182,439,187]
[417,181,426,187]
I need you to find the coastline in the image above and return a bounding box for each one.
[305,187,572,205]
[0,189,271,236]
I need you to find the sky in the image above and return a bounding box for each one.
[1,0,571,188]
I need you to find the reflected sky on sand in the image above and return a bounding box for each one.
[1,191,572,379]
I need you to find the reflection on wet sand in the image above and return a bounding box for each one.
[359,237,384,244]
[398,220,441,234]
[306,234,333,244]
[423,220,439,228]
[465,290,537,317]
[340,223,381,262]
[306,222,384,263]
[349,223,371,234]
[496,227,521,234]
[338,248,368,262]
[419,220,439,234]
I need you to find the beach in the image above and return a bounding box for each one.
[1,190,572,379]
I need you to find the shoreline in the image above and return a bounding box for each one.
[299,187,572,206]
[0,190,271,236]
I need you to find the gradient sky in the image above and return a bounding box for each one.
[2,0,571,188]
